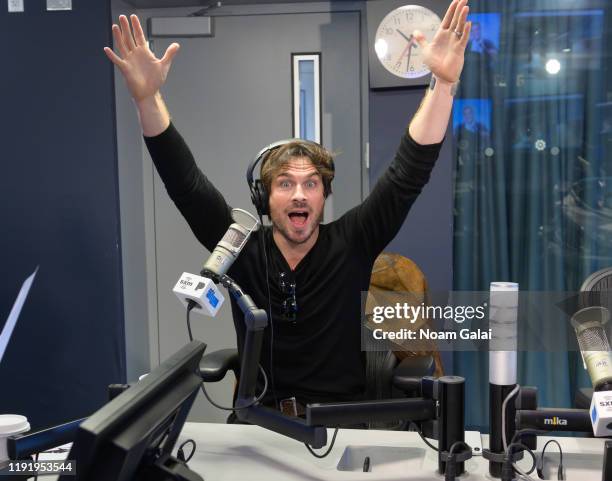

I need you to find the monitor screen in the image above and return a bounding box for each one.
[452,98,492,151]
[465,12,500,59]
[58,340,206,481]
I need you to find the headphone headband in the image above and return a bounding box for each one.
[246,138,299,188]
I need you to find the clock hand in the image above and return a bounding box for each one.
[406,42,413,73]
[396,29,413,43]
[394,33,414,70]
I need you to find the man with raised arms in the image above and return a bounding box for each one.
[104,1,471,413]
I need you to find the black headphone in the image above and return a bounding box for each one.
[246,138,335,217]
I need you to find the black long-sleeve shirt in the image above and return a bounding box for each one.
[145,123,442,406]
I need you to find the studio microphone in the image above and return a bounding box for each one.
[488,281,519,478]
[173,208,260,316]
[201,208,260,279]
[570,306,612,436]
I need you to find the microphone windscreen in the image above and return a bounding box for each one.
[572,306,611,351]
[572,307,612,391]
[220,225,248,252]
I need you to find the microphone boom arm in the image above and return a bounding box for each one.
[217,274,329,447]
[208,274,468,474]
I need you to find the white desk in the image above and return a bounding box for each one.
[179,423,606,480]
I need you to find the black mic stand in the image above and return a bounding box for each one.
[214,272,328,447]
[211,272,471,477]
[483,385,537,477]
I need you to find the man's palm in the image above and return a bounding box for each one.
[122,47,170,101]
[412,0,471,84]
[422,30,466,83]
[104,15,179,102]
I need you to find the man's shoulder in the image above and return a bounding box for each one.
[321,206,362,231]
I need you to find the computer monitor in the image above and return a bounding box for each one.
[58,340,206,481]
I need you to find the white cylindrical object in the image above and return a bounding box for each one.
[0,415,30,463]
[489,351,517,385]
[489,282,519,385]
[488,282,520,477]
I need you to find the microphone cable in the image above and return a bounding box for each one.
[501,384,520,451]
[500,380,540,481]
[409,421,441,452]
[177,439,196,463]
[304,427,340,458]
[186,302,268,411]
[258,216,279,408]
[537,440,564,480]
[400,422,474,481]
[444,440,472,481]
[503,442,537,481]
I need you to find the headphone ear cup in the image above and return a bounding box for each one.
[253,180,269,217]
[259,181,269,217]
[249,189,261,216]
[326,158,335,197]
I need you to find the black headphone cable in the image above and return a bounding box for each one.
[258,217,278,408]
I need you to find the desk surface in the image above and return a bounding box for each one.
[179,422,606,480]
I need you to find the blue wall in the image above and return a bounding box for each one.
[369,88,454,294]
[0,0,125,429]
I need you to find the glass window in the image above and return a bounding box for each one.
[452,0,611,430]
[292,53,321,142]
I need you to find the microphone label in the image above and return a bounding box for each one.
[591,391,612,437]
[173,273,225,317]
[206,288,220,308]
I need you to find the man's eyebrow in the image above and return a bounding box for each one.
[276,171,321,179]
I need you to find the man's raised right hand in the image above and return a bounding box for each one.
[104,14,180,103]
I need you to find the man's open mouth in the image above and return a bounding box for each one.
[288,211,309,227]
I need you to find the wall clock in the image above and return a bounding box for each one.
[367,1,450,88]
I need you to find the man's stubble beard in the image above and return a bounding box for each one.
[271,209,324,246]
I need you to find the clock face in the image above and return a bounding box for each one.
[374,5,442,79]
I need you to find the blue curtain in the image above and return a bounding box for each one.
[452,0,610,430]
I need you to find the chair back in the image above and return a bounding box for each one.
[365,253,443,377]
[364,253,443,428]
[581,267,612,300]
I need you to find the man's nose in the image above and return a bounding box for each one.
[291,184,306,201]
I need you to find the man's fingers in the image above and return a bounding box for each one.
[161,42,180,66]
[412,30,427,49]
[104,47,126,70]
[441,0,459,30]
[119,15,136,51]
[112,24,129,58]
[459,21,472,48]
[450,0,468,31]
[130,14,147,47]
[455,5,469,36]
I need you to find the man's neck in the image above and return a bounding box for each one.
[272,226,319,271]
